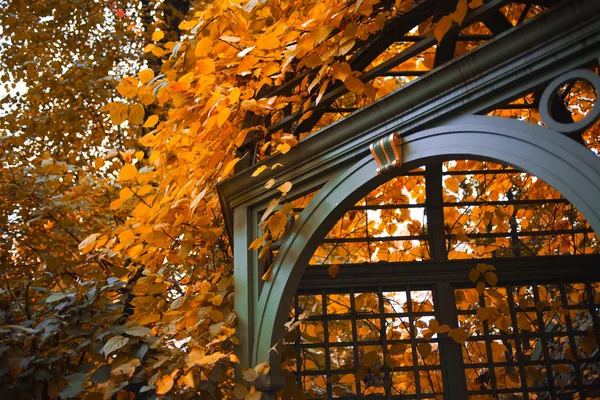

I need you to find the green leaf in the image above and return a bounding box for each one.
[103,335,128,357]
[125,326,152,337]
[46,292,67,303]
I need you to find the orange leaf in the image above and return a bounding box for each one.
[119,163,138,181]
[344,75,364,94]
[116,77,139,98]
[143,115,159,127]
[278,181,292,195]
[434,15,454,42]
[328,264,340,278]
[128,103,145,125]
[151,29,164,41]
[155,375,174,395]
[138,69,155,84]
[256,33,280,50]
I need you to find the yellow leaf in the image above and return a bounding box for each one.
[332,62,352,82]
[453,0,469,24]
[134,151,144,160]
[94,157,105,169]
[310,24,335,44]
[260,198,279,223]
[469,268,480,283]
[212,294,223,306]
[151,29,164,41]
[217,107,231,127]
[257,33,280,50]
[265,179,276,189]
[506,371,520,384]
[344,22,358,38]
[197,58,215,74]
[268,211,287,238]
[109,199,123,210]
[108,101,128,125]
[195,36,212,58]
[278,181,292,195]
[79,234,98,254]
[328,264,340,278]
[384,354,397,368]
[188,348,206,367]
[127,243,144,259]
[476,263,489,273]
[119,187,133,200]
[303,53,322,69]
[138,85,155,105]
[178,19,198,30]
[278,143,291,154]
[248,236,264,250]
[143,115,159,127]
[138,68,154,84]
[344,75,364,94]
[155,375,174,395]
[116,77,139,98]
[434,15,454,42]
[429,319,440,332]
[137,184,153,196]
[103,335,128,357]
[417,342,432,359]
[262,264,273,281]
[252,165,267,177]
[128,103,145,125]
[222,158,240,177]
[361,351,379,365]
[485,271,498,286]
[119,163,138,181]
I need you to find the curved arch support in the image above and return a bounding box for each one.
[251,115,600,366]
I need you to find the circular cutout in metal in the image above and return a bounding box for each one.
[539,69,600,135]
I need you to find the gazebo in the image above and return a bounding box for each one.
[219,0,600,397]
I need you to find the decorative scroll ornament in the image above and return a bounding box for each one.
[539,69,600,135]
[370,132,403,175]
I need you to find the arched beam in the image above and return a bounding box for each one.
[251,115,600,366]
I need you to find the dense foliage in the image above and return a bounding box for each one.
[1,0,598,399]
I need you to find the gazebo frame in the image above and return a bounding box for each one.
[218,0,600,396]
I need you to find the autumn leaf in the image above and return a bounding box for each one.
[328,263,340,278]
[138,68,154,83]
[128,103,145,125]
[151,29,164,41]
[143,114,159,127]
[119,163,138,181]
[485,271,498,286]
[278,181,292,195]
[46,292,67,303]
[417,342,432,359]
[79,233,98,254]
[116,77,139,98]
[434,15,454,42]
[125,326,152,337]
[268,211,287,238]
[252,165,267,177]
[344,75,364,94]
[103,336,128,357]
[155,375,174,395]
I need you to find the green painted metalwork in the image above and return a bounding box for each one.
[370,133,403,175]
[252,116,600,368]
